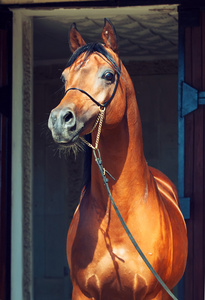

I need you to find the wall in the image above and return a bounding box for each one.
[33,64,84,300]
[126,59,178,186]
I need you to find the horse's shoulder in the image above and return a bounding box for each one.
[148,166,179,206]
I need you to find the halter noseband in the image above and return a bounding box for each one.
[64,58,121,108]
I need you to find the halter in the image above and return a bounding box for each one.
[65,57,121,109]
[65,57,121,150]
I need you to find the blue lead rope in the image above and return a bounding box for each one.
[93,149,178,300]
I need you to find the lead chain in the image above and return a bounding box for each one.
[80,107,105,150]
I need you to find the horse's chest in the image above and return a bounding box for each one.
[71,230,150,299]
[68,205,161,298]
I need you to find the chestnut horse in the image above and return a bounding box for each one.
[48,19,187,300]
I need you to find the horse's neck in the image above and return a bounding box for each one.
[90,94,152,211]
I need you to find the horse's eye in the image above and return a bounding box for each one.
[103,72,114,83]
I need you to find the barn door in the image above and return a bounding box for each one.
[178,7,205,300]
[0,8,12,300]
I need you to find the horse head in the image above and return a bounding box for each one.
[48,19,126,148]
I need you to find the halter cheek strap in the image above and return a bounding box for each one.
[64,58,121,108]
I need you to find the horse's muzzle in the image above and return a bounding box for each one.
[48,107,78,143]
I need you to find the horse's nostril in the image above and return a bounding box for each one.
[64,111,73,123]
[63,110,76,130]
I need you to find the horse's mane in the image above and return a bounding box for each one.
[66,42,121,193]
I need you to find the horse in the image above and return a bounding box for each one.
[48,19,188,300]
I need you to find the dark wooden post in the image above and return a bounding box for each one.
[0,7,12,300]
[178,7,205,300]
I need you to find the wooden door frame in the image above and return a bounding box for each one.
[178,6,205,300]
[11,9,33,300]
[0,7,12,300]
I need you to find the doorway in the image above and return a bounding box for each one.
[32,5,179,300]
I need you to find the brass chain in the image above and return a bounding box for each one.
[80,107,106,150]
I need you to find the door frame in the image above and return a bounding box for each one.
[11,5,185,300]
[11,9,33,300]
[178,7,205,299]
[0,8,12,300]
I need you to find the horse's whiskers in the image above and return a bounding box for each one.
[57,138,86,159]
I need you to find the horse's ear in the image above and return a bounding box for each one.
[69,23,86,53]
[102,18,118,54]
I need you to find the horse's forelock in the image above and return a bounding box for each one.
[66,42,120,74]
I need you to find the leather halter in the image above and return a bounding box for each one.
[64,57,121,108]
